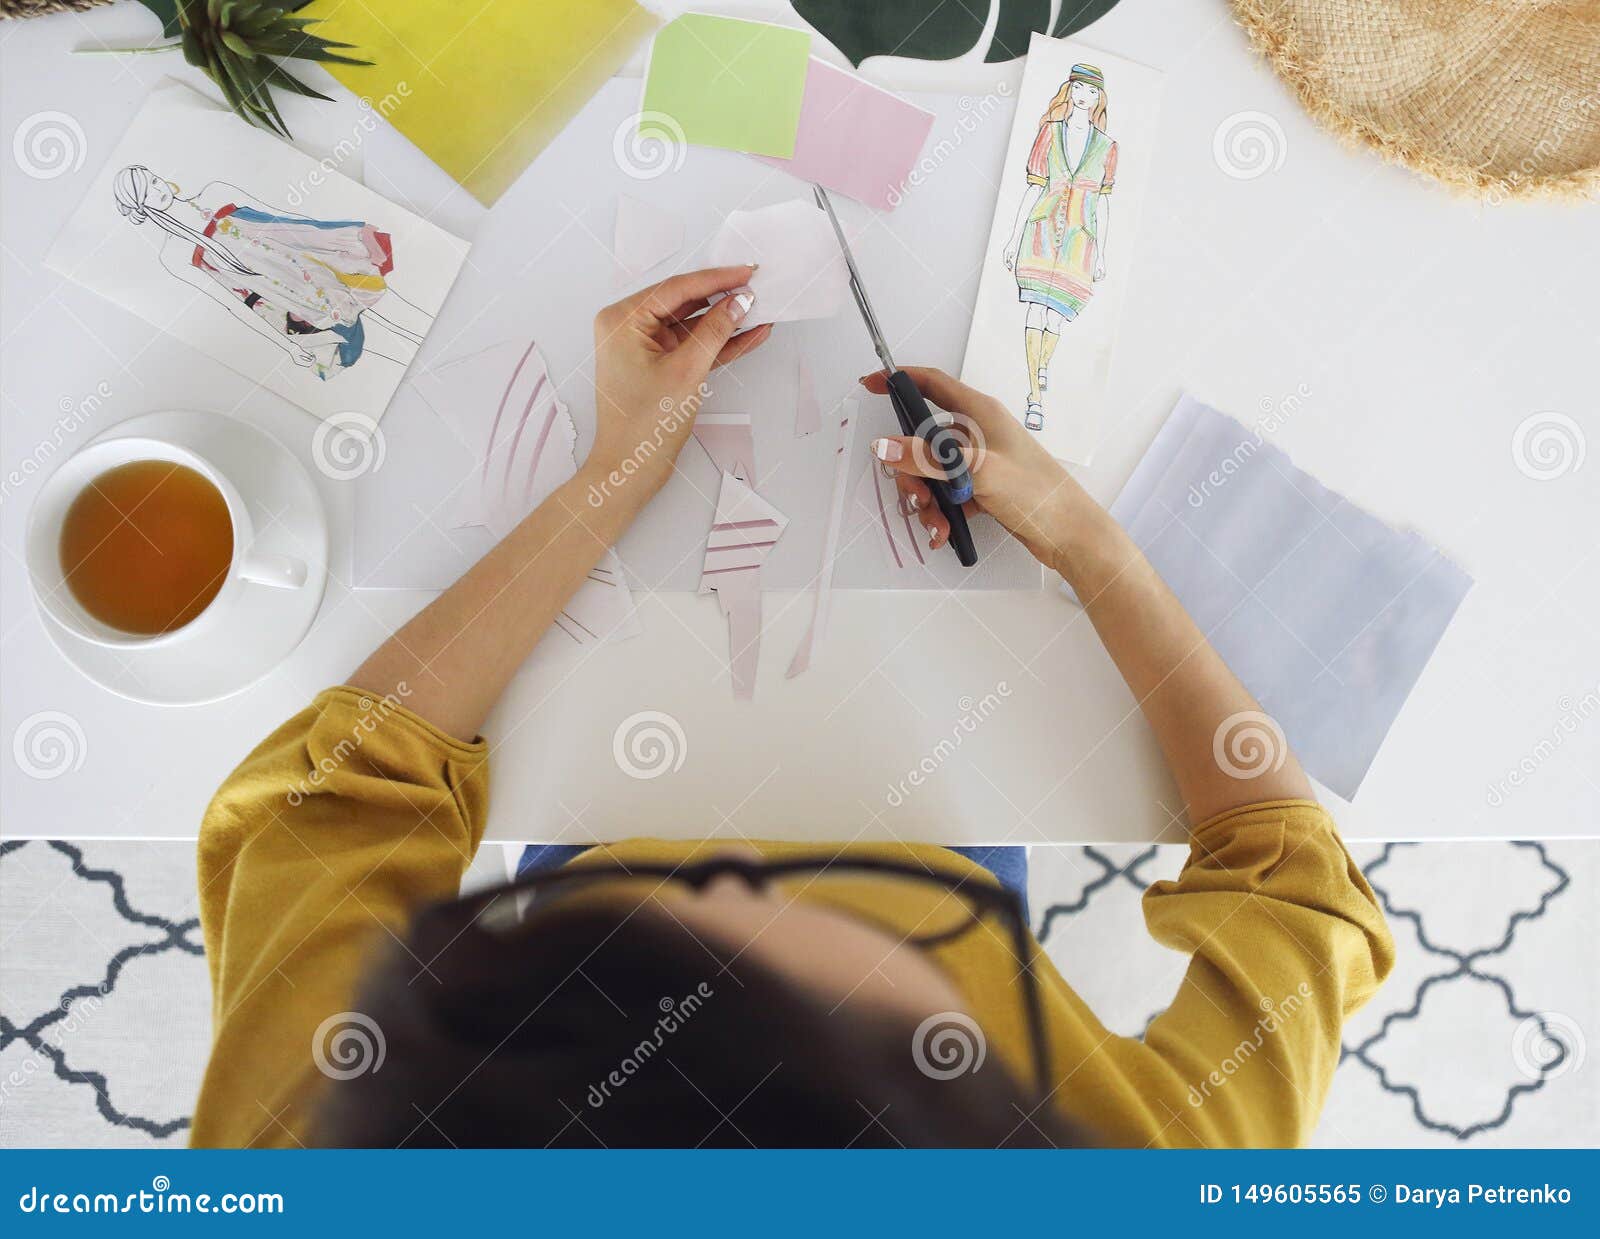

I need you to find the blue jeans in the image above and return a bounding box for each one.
[516,843,1028,923]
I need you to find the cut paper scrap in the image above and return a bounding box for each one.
[752,58,936,210]
[416,338,640,647]
[795,355,822,438]
[856,452,928,572]
[641,14,811,158]
[304,0,660,206]
[1072,393,1472,800]
[707,199,851,327]
[692,413,756,484]
[614,194,685,284]
[788,398,857,678]
[700,471,790,700]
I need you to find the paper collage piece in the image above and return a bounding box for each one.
[707,199,851,327]
[794,356,822,437]
[307,0,660,206]
[787,398,857,678]
[1077,393,1472,800]
[641,14,811,158]
[960,35,1164,465]
[855,451,928,572]
[45,83,469,425]
[416,338,640,647]
[614,194,685,285]
[692,413,756,484]
[752,58,936,210]
[700,471,790,700]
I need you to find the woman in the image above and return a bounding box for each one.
[1003,64,1117,432]
[191,267,1392,1148]
[113,164,429,379]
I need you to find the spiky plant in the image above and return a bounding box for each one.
[135,0,368,136]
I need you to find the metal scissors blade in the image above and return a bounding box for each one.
[813,186,896,373]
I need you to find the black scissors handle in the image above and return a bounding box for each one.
[885,369,977,568]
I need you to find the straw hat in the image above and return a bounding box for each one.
[1231,0,1600,200]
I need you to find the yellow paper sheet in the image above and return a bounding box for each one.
[305,0,659,206]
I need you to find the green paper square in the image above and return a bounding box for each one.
[641,14,811,158]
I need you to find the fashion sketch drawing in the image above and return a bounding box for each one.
[1002,63,1117,433]
[112,164,433,380]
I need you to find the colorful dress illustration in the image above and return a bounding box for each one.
[1002,63,1115,433]
[113,164,429,381]
[1016,122,1117,320]
[194,205,395,379]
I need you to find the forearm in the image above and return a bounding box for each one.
[1052,490,1313,825]
[348,469,647,740]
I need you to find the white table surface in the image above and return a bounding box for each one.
[2,1,1597,846]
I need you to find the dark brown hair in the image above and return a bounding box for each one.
[314,889,1077,1148]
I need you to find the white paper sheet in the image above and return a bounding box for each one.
[613,193,684,285]
[960,36,1164,465]
[1071,393,1473,800]
[707,198,851,327]
[46,81,470,425]
[700,471,789,700]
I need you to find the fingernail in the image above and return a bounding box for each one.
[904,492,921,512]
[872,438,903,462]
[726,289,755,323]
[879,462,897,480]
[748,262,761,272]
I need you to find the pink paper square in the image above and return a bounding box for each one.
[753,59,935,211]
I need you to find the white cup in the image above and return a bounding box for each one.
[25,436,307,649]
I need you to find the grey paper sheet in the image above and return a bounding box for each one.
[1079,394,1472,800]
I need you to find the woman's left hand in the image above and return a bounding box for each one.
[587,266,772,501]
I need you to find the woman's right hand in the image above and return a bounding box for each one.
[859,367,1087,568]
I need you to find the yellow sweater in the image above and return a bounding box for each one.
[191,687,1393,1148]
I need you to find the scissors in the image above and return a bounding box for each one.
[813,186,977,568]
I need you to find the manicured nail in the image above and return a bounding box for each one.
[872,438,903,462]
[879,462,897,480]
[728,289,754,322]
[904,491,921,512]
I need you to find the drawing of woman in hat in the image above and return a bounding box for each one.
[1002,63,1117,432]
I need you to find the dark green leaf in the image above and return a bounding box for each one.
[261,60,334,102]
[986,0,1048,63]
[1051,0,1123,39]
[788,0,1124,67]
[134,0,183,39]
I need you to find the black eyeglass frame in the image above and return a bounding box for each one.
[461,852,1053,1097]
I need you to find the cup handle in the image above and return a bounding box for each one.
[239,548,308,590]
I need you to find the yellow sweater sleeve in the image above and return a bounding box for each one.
[189,686,489,1148]
[1093,799,1394,1147]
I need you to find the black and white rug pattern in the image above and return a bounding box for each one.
[1,838,1593,1148]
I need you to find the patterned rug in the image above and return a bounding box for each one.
[0,838,1593,1147]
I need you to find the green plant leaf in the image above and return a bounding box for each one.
[788,0,1123,67]
[134,0,183,38]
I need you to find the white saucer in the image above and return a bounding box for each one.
[37,410,329,706]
